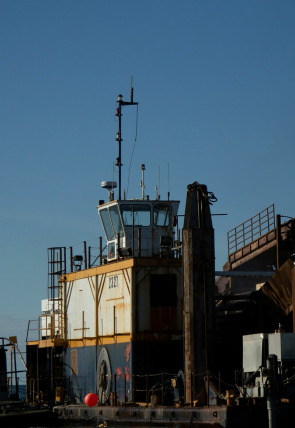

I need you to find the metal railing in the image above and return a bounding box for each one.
[26,369,236,406]
[103,370,233,407]
[227,204,275,255]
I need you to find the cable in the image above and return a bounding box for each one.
[187,181,217,205]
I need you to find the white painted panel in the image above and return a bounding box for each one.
[98,270,131,337]
[67,277,96,339]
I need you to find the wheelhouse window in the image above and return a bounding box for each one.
[153,205,170,226]
[109,205,124,236]
[99,208,114,240]
[99,205,124,242]
[120,204,151,227]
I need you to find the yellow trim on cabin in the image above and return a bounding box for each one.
[62,257,181,282]
[64,259,134,281]
[68,334,131,348]
[27,339,67,348]
[27,331,182,349]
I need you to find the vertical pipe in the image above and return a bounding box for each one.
[95,275,98,393]
[51,249,55,301]
[69,247,73,272]
[124,373,126,407]
[10,345,12,396]
[113,306,116,338]
[63,246,67,275]
[118,101,122,200]
[99,237,102,265]
[14,346,18,398]
[38,316,40,342]
[137,228,141,257]
[114,374,117,406]
[63,280,67,341]
[276,214,281,270]
[59,248,62,278]
[95,275,98,341]
[117,233,120,260]
[88,246,91,268]
[82,311,85,340]
[83,241,87,270]
[266,356,277,428]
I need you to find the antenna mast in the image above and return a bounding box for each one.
[115,77,138,200]
[140,164,146,199]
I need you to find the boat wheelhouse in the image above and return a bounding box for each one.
[98,198,180,261]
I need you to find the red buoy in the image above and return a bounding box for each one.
[85,393,98,406]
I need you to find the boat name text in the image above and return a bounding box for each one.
[109,275,119,289]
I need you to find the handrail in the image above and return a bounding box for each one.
[227,204,275,255]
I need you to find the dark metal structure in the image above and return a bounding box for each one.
[182,182,216,402]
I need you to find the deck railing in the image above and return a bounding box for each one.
[27,369,239,406]
[227,204,275,255]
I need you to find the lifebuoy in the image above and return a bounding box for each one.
[97,347,112,403]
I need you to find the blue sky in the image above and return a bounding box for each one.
[0,0,294,378]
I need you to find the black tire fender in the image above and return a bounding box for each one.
[97,347,112,403]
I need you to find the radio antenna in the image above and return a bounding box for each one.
[140,164,146,199]
[115,78,138,200]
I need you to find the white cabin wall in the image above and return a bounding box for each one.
[66,277,96,339]
[98,270,131,336]
[65,267,132,340]
[64,263,182,341]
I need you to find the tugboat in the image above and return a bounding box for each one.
[25,86,295,427]
[26,85,184,406]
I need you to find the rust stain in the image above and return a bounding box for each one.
[124,366,131,382]
[125,344,131,362]
[115,365,131,382]
[115,367,123,377]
